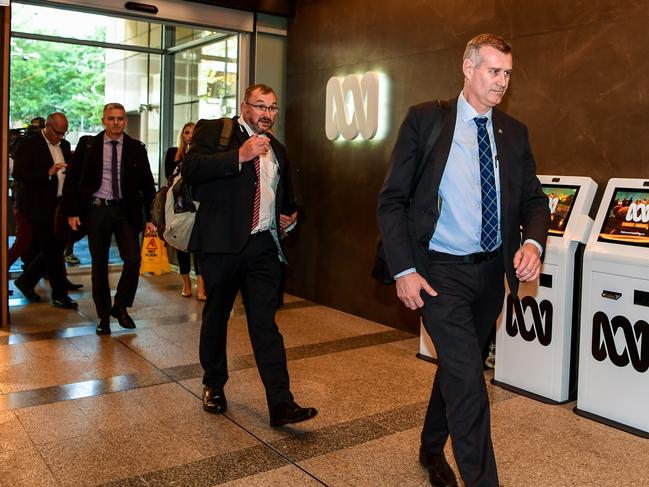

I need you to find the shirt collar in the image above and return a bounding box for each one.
[458,91,493,125]
[104,133,124,145]
[41,130,60,148]
[238,116,254,137]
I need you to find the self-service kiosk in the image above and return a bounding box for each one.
[492,175,597,403]
[575,178,649,438]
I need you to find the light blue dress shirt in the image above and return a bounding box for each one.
[429,92,501,254]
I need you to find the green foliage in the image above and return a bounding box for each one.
[10,38,105,132]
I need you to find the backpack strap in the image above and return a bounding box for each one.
[218,117,234,149]
[408,99,450,200]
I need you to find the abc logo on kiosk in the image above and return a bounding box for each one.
[592,312,649,373]
[505,294,553,346]
[325,72,379,141]
[625,202,649,223]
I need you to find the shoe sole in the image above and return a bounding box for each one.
[202,404,227,414]
[270,409,318,427]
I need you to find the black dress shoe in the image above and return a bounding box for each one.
[419,446,457,487]
[65,280,84,291]
[96,317,111,335]
[14,280,41,302]
[269,399,318,427]
[52,296,78,309]
[110,306,136,329]
[202,386,227,413]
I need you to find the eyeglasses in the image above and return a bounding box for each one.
[245,102,279,114]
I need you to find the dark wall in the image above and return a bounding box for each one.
[283,0,649,332]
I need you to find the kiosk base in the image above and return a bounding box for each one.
[491,379,572,405]
[415,353,438,364]
[573,407,649,439]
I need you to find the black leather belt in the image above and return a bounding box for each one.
[427,246,503,264]
[91,197,121,207]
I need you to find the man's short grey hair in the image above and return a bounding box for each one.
[463,34,512,67]
[103,102,125,115]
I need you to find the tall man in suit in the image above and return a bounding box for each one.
[182,84,317,427]
[377,34,549,487]
[62,103,156,335]
[12,112,77,309]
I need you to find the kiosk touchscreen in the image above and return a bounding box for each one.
[576,178,649,437]
[493,175,597,403]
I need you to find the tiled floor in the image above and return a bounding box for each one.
[2,271,648,486]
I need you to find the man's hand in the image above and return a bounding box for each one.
[239,134,270,162]
[513,242,542,282]
[279,211,297,235]
[68,216,81,231]
[49,162,67,176]
[145,222,156,235]
[395,272,438,310]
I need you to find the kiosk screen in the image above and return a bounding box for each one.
[543,184,580,236]
[597,188,649,247]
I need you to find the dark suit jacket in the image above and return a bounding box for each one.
[164,147,180,182]
[12,133,72,225]
[181,117,299,255]
[377,98,549,296]
[61,131,156,231]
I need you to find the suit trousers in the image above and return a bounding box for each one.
[86,203,141,319]
[419,252,505,487]
[15,215,67,300]
[198,230,293,409]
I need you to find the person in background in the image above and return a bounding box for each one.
[12,113,78,309]
[164,121,206,300]
[62,102,156,335]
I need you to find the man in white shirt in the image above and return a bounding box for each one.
[12,112,77,309]
[182,84,316,427]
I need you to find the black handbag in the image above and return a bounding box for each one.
[371,100,449,284]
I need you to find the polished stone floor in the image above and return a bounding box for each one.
[2,271,648,486]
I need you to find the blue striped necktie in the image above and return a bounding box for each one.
[474,117,498,251]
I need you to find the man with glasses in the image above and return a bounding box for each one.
[182,83,315,427]
[62,103,156,334]
[12,112,78,309]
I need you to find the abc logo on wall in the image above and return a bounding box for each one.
[325,72,380,141]
[591,312,649,373]
[505,294,553,346]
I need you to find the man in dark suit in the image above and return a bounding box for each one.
[378,34,549,487]
[62,103,156,334]
[182,83,316,427]
[12,113,77,309]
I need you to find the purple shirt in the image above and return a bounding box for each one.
[93,134,124,199]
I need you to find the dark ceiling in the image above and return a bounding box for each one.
[183,0,294,17]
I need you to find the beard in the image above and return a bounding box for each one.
[252,116,273,134]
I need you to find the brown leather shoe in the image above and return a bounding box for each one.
[110,306,136,329]
[202,385,227,414]
[419,446,457,487]
[269,399,317,427]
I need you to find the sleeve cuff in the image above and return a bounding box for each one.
[394,267,416,280]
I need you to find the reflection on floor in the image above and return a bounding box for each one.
[2,271,648,486]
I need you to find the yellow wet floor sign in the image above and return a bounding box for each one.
[140,234,170,275]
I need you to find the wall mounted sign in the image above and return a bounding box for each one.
[325,71,380,141]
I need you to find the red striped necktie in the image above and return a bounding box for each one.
[251,156,261,230]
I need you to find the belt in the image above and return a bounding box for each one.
[427,245,503,264]
[91,197,121,207]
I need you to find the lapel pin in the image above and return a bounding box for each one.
[498,128,503,134]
